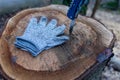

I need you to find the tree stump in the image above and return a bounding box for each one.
[0,5,115,80]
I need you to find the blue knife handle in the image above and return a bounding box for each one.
[67,0,87,20]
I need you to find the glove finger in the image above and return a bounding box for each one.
[54,36,69,41]
[47,36,69,47]
[27,17,38,28]
[52,24,66,36]
[46,19,57,30]
[29,18,37,25]
[38,16,47,28]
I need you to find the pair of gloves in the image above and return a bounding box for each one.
[14,16,69,57]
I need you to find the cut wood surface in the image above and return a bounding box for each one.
[0,5,114,80]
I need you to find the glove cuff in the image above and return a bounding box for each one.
[15,37,46,56]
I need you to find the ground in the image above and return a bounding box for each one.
[95,9,120,80]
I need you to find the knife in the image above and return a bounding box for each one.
[67,0,88,34]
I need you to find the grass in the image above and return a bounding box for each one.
[51,0,63,4]
[101,0,119,10]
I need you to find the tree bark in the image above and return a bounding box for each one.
[91,0,101,18]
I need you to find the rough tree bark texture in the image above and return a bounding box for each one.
[0,5,114,80]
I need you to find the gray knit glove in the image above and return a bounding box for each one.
[14,16,69,56]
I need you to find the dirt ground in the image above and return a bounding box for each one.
[95,9,120,80]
